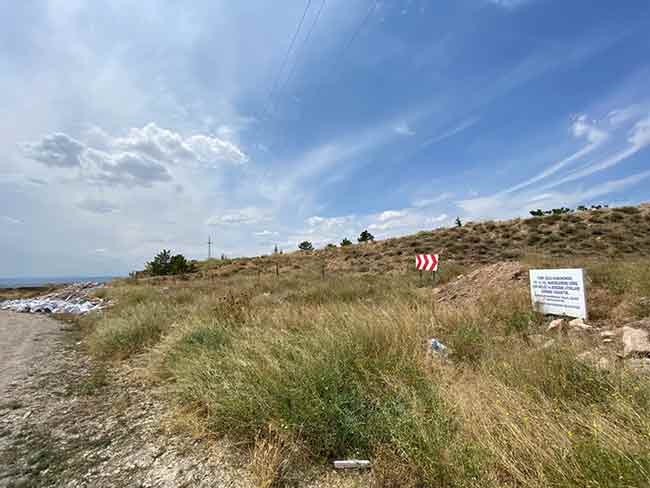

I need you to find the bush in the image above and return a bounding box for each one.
[298,241,314,252]
[340,238,352,246]
[447,322,485,364]
[145,249,197,276]
[358,230,375,243]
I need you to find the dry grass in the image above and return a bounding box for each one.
[79,204,650,487]
[176,204,650,283]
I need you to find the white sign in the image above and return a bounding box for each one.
[529,268,587,319]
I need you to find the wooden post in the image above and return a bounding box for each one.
[419,270,423,286]
[321,261,326,280]
[275,262,279,278]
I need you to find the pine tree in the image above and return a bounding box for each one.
[298,241,314,252]
[357,230,375,243]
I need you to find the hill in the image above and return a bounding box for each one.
[194,203,650,280]
[54,203,650,487]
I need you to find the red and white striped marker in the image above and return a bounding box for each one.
[415,254,439,272]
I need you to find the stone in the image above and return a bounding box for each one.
[600,331,616,339]
[528,334,545,346]
[542,339,556,349]
[603,338,614,344]
[597,357,612,370]
[569,318,592,330]
[547,319,564,332]
[621,327,650,358]
[626,358,650,373]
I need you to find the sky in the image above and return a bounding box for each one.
[1,0,650,277]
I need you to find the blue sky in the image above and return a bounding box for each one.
[1,0,650,277]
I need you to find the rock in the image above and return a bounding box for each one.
[547,319,564,332]
[578,351,612,370]
[600,331,616,339]
[597,357,612,370]
[542,339,556,349]
[569,318,593,330]
[626,358,650,373]
[528,334,545,346]
[603,338,614,344]
[621,327,650,358]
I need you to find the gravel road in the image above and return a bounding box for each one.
[0,311,60,393]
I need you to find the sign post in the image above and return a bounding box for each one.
[415,254,439,287]
[529,268,588,319]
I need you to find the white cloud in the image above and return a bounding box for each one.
[114,123,248,167]
[458,170,650,219]
[20,123,248,188]
[378,210,407,221]
[76,198,119,214]
[394,122,415,136]
[1,215,23,224]
[608,104,644,126]
[629,116,650,147]
[498,113,610,196]
[21,133,85,168]
[412,192,454,208]
[571,115,608,144]
[457,111,650,220]
[207,207,270,226]
[540,116,650,190]
[419,116,480,149]
[487,0,531,8]
[306,215,357,230]
[254,230,278,237]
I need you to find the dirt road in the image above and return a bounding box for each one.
[0,311,61,393]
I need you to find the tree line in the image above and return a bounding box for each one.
[529,204,608,217]
[298,229,374,252]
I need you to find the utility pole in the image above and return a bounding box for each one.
[208,236,212,260]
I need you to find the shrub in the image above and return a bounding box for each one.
[447,322,485,365]
[340,238,352,246]
[358,230,375,243]
[298,241,314,252]
[145,249,197,276]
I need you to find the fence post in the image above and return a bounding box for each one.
[321,261,326,280]
[276,262,279,278]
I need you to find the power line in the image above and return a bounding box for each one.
[331,1,377,77]
[265,0,313,115]
[278,0,327,96]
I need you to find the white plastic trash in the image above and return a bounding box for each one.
[333,460,371,470]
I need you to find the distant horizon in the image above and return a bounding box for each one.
[0,275,123,289]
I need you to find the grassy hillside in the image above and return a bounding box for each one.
[192,204,650,281]
[79,203,650,487]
